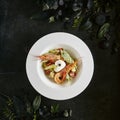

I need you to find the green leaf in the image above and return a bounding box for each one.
[43,0,56,9]
[66,74,72,81]
[42,3,49,11]
[87,0,93,9]
[63,110,69,117]
[69,109,72,117]
[72,17,83,28]
[63,109,72,117]
[6,98,13,107]
[80,19,92,30]
[98,23,110,39]
[3,107,16,120]
[61,50,74,63]
[51,104,59,114]
[33,95,41,112]
[44,64,56,70]
[49,16,55,23]
[0,92,12,106]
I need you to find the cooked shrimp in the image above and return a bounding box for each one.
[54,60,78,84]
[65,60,78,73]
[54,71,67,84]
[38,53,60,61]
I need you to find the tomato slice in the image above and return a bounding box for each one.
[69,71,76,78]
[44,70,51,75]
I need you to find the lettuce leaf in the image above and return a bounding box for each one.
[44,64,56,70]
[61,50,74,63]
[66,74,72,81]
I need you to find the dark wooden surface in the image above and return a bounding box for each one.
[0,0,119,120]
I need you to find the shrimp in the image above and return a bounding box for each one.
[38,53,60,61]
[54,61,78,84]
[54,71,67,84]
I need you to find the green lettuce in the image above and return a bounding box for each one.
[44,64,56,70]
[61,50,74,63]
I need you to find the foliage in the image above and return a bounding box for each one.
[31,0,120,53]
[33,95,41,112]
[98,23,110,39]
[3,107,16,120]
[50,104,59,114]
[0,93,72,120]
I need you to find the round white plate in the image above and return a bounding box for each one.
[26,32,94,100]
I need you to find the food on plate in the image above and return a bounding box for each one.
[39,48,80,84]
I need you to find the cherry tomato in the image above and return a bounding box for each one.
[69,72,76,78]
[44,70,51,75]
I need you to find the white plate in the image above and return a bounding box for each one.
[26,32,94,100]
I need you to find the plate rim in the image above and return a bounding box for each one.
[26,32,94,100]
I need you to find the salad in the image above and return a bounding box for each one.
[39,48,79,84]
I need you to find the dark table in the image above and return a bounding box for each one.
[0,0,119,120]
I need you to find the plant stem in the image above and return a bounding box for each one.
[33,111,37,120]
